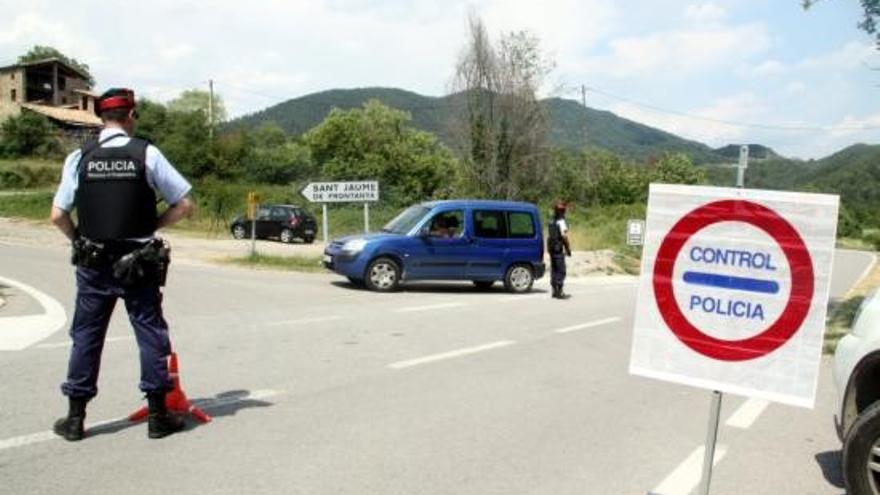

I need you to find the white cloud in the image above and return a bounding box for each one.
[739,59,788,78]
[684,2,727,23]
[581,22,771,78]
[0,12,100,63]
[828,112,880,138]
[784,81,807,95]
[797,41,877,72]
[603,93,768,149]
[158,43,195,63]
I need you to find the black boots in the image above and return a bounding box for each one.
[53,398,87,441]
[552,284,571,299]
[147,392,186,439]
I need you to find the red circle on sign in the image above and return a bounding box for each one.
[653,200,814,361]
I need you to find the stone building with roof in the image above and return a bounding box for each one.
[0,58,102,142]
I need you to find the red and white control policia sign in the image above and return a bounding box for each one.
[630,185,839,408]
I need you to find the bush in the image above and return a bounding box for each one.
[0,112,62,158]
[0,159,60,189]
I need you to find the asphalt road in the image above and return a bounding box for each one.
[0,244,874,495]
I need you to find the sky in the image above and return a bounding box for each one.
[1,0,878,159]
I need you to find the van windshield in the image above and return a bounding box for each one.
[382,205,431,234]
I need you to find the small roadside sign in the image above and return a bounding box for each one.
[626,219,645,246]
[246,191,260,220]
[301,181,379,203]
[629,184,839,408]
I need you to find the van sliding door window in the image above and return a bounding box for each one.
[473,210,508,238]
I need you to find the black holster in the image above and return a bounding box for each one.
[112,239,171,286]
[71,237,107,269]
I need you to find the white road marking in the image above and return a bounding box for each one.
[651,445,728,495]
[266,315,344,327]
[554,317,621,334]
[388,340,516,369]
[0,389,283,451]
[35,335,135,349]
[0,275,67,351]
[495,293,546,302]
[725,398,770,429]
[853,251,878,287]
[394,302,466,314]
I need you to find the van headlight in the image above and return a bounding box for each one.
[342,238,368,254]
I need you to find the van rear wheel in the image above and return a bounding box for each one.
[504,264,534,293]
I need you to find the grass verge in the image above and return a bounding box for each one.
[222,253,325,273]
[0,190,55,220]
[825,253,880,354]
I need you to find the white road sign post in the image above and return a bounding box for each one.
[630,184,838,494]
[301,181,380,242]
[626,219,645,246]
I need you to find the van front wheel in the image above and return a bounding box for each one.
[365,257,401,292]
[504,264,534,293]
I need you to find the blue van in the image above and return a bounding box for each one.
[322,200,546,292]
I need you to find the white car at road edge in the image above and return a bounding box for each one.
[834,288,880,494]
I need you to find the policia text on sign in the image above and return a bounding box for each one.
[683,246,780,322]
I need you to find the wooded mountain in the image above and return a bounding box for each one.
[230,87,880,225]
[229,87,736,164]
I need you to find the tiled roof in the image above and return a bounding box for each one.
[20,103,101,127]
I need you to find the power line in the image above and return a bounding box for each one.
[575,85,880,132]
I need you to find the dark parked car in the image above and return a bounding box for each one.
[230,204,318,243]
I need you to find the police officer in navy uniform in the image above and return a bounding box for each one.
[548,200,572,299]
[50,88,194,441]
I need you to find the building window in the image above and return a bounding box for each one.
[10,72,15,80]
[82,96,88,110]
[62,96,68,105]
[10,89,15,102]
[58,76,66,91]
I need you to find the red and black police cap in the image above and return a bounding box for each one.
[95,88,136,116]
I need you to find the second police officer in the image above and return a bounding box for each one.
[50,88,195,441]
[548,200,572,299]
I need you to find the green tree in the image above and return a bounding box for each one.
[591,153,649,206]
[649,153,707,185]
[18,45,94,85]
[167,89,227,124]
[304,100,459,203]
[156,109,213,178]
[451,15,554,201]
[239,123,315,184]
[0,111,61,158]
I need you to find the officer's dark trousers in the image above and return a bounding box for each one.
[550,253,567,288]
[61,266,173,400]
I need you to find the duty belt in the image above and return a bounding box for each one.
[71,237,171,286]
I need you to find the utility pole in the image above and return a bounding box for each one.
[581,84,588,147]
[208,79,214,141]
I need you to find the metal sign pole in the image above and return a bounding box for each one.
[698,390,723,495]
[322,203,329,244]
[364,203,370,233]
[250,205,257,257]
[699,144,748,494]
[736,145,749,189]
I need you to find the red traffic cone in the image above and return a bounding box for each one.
[128,352,212,423]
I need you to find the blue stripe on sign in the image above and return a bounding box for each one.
[682,271,780,295]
